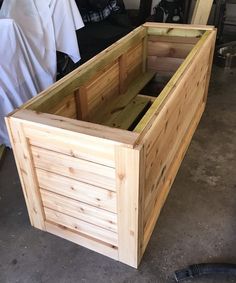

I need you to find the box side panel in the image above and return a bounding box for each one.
[5,118,45,230]
[84,37,148,124]
[141,30,216,254]
[126,41,143,85]
[46,93,77,119]
[147,35,198,75]
[115,146,143,268]
[7,117,120,259]
[23,27,146,114]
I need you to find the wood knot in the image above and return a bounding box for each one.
[130,230,135,236]
[118,173,125,181]
[69,167,74,173]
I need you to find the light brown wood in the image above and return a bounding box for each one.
[11,109,138,148]
[148,35,200,44]
[85,61,119,114]
[48,94,77,119]
[147,57,184,73]
[75,86,89,120]
[90,71,155,126]
[32,146,116,191]
[143,22,214,30]
[119,53,128,94]
[148,41,194,58]
[45,221,119,259]
[44,207,118,246]
[5,118,45,230]
[103,96,151,130]
[21,118,115,168]
[6,23,216,268]
[137,94,156,103]
[139,30,215,253]
[115,146,142,268]
[21,26,146,113]
[37,168,117,212]
[134,30,212,134]
[203,30,217,103]
[191,0,214,25]
[41,189,117,232]
[142,31,148,73]
[143,102,206,252]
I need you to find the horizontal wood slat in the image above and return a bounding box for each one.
[36,168,117,212]
[22,26,146,113]
[148,41,194,58]
[13,110,138,147]
[41,189,117,232]
[32,146,116,191]
[90,71,155,126]
[134,30,212,134]
[103,96,151,130]
[45,221,118,259]
[147,57,184,72]
[47,94,77,119]
[44,207,118,246]
[85,61,119,114]
[148,35,200,44]
[23,123,115,168]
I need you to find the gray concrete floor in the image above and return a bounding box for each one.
[0,66,236,283]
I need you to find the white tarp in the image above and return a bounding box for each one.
[0,0,84,146]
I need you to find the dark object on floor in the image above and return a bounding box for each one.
[0,144,6,166]
[215,41,236,68]
[174,263,236,282]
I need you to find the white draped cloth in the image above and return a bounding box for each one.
[0,0,84,146]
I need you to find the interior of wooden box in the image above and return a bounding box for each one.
[23,26,207,134]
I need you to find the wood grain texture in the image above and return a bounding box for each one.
[44,207,118,246]
[22,26,146,113]
[191,0,214,25]
[11,110,138,148]
[85,61,120,114]
[126,42,143,85]
[41,189,117,232]
[143,22,214,30]
[143,102,206,252]
[148,41,194,58]
[32,146,116,191]
[75,86,89,120]
[147,56,184,72]
[47,94,77,119]
[23,122,115,168]
[119,53,128,94]
[148,35,200,44]
[45,221,118,259]
[37,168,117,213]
[90,71,155,126]
[103,96,151,130]
[5,118,45,229]
[134,30,212,134]
[5,23,216,268]
[139,30,214,253]
[115,146,142,268]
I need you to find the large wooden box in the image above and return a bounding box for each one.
[6,23,216,268]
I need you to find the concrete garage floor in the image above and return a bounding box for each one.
[0,66,236,283]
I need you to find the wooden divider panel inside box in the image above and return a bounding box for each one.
[6,23,216,268]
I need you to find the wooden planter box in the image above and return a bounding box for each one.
[6,23,216,268]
